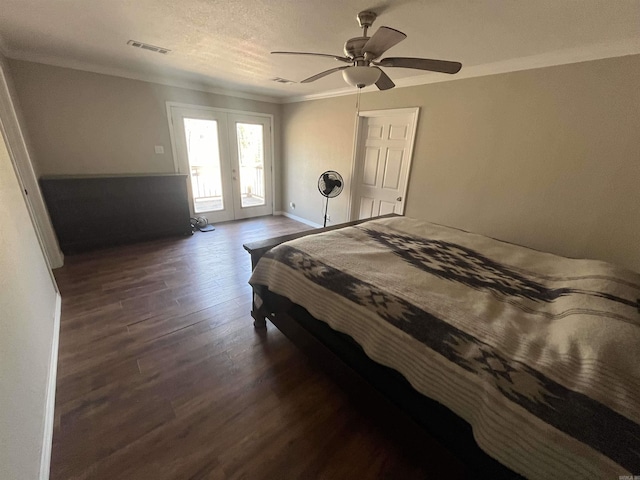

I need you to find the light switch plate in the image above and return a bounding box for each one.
[154,145,164,154]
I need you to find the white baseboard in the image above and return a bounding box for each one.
[40,293,61,480]
[274,211,322,229]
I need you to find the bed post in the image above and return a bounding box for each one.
[251,289,267,329]
[244,243,271,329]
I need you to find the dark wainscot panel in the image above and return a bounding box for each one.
[40,174,192,254]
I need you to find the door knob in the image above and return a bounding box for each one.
[396,196,402,202]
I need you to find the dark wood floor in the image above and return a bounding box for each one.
[51,215,466,479]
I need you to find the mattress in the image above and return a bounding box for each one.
[249,216,640,479]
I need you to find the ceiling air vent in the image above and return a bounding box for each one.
[127,40,170,55]
[271,77,295,84]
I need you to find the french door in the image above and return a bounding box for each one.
[169,105,273,223]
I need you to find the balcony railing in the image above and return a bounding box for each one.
[190,165,264,209]
[240,165,264,201]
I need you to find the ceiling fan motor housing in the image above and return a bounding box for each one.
[346,11,378,62]
[344,37,369,63]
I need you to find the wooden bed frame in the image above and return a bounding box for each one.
[243,216,520,479]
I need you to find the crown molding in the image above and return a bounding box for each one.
[282,39,640,103]
[4,37,639,105]
[4,49,285,104]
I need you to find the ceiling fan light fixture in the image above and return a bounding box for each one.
[342,66,381,88]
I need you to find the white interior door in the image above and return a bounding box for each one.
[350,108,419,220]
[169,105,273,223]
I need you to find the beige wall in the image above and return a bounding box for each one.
[7,56,640,271]
[282,54,640,272]
[8,60,284,210]
[282,95,357,225]
[0,122,60,479]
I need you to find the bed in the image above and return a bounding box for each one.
[244,215,640,479]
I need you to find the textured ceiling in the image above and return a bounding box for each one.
[0,0,639,102]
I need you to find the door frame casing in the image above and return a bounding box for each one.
[165,101,275,220]
[347,107,420,221]
[0,56,64,270]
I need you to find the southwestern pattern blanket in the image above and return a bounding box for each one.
[249,216,640,479]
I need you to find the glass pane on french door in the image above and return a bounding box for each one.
[183,118,224,213]
[236,123,265,208]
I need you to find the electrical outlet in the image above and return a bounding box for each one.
[326,214,331,222]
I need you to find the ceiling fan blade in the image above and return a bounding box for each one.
[362,26,406,59]
[376,57,462,74]
[271,51,351,63]
[301,66,350,83]
[374,68,395,90]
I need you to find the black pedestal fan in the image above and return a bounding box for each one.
[318,170,344,227]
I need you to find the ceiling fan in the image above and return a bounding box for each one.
[272,11,462,90]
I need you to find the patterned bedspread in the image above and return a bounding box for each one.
[249,216,640,479]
